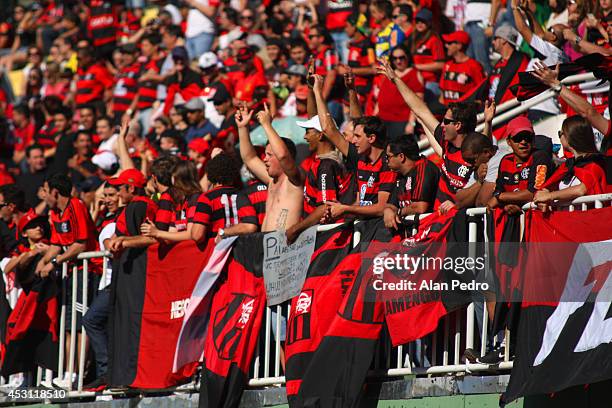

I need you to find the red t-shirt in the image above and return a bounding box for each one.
[377,69,424,122]
[50,197,98,251]
[13,122,35,152]
[413,35,445,84]
[233,70,268,102]
[439,58,486,104]
[75,63,114,108]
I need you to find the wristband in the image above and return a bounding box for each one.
[51,258,60,269]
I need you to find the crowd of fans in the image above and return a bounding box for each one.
[0,0,610,392]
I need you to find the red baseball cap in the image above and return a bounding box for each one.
[18,209,46,234]
[108,168,146,188]
[442,31,471,46]
[504,116,534,139]
[188,138,211,155]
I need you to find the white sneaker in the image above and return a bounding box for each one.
[52,373,77,390]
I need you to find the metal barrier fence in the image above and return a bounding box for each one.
[25,193,611,399]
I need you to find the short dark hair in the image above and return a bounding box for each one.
[46,173,72,197]
[13,103,30,117]
[289,38,308,50]
[206,153,241,186]
[461,132,495,155]
[151,155,179,186]
[96,115,113,127]
[374,0,393,18]
[73,130,92,143]
[224,7,239,25]
[354,116,387,148]
[449,102,477,135]
[142,33,161,46]
[0,184,26,211]
[165,25,183,39]
[562,115,599,154]
[53,106,73,119]
[387,135,421,161]
[26,144,44,157]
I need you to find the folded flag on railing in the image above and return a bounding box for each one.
[502,207,612,405]
[173,237,237,373]
[107,240,214,389]
[1,274,59,377]
[199,233,266,408]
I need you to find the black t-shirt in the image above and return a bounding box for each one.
[389,157,440,212]
[16,168,48,208]
[0,219,18,259]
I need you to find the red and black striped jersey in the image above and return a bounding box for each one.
[87,0,117,48]
[192,186,258,235]
[543,155,610,195]
[345,143,397,206]
[389,157,439,212]
[137,56,164,110]
[115,196,158,237]
[347,37,376,93]
[155,191,180,232]
[163,68,204,115]
[433,125,474,209]
[303,155,355,216]
[75,63,114,108]
[242,180,268,227]
[175,193,200,231]
[35,121,59,150]
[439,58,486,104]
[95,210,119,233]
[49,197,98,253]
[495,151,551,194]
[112,62,140,117]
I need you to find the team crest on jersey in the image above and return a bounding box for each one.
[405,177,412,192]
[457,165,470,178]
[56,221,71,233]
[212,293,257,359]
[367,175,375,187]
[521,167,530,179]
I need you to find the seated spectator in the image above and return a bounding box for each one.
[73,41,114,112]
[11,104,36,165]
[92,182,121,232]
[279,64,308,118]
[67,131,99,185]
[92,116,119,174]
[232,47,272,110]
[535,116,610,208]
[393,4,414,37]
[163,46,204,115]
[212,86,238,151]
[371,0,405,58]
[0,184,28,259]
[184,97,218,143]
[454,132,498,209]
[487,117,553,213]
[187,138,211,180]
[16,145,48,209]
[384,136,440,230]
[159,130,184,157]
[191,153,258,244]
[439,31,486,105]
[111,43,140,125]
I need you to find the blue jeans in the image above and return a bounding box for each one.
[330,31,350,64]
[465,21,492,74]
[186,32,215,60]
[83,289,110,379]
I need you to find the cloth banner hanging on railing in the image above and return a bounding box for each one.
[173,237,237,373]
[502,208,612,405]
[108,240,214,389]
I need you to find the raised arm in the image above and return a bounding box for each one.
[512,0,534,44]
[116,118,136,170]
[377,58,441,143]
[236,103,271,184]
[482,100,496,139]
[344,69,363,119]
[531,62,609,134]
[312,74,350,156]
[256,103,303,187]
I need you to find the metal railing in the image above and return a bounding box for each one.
[18,194,612,401]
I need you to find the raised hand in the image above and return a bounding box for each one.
[256,102,272,126]
[235,102,254,128]
[376,57,396,81]
[312,74,324,94]
[484,99,496,123]
[343,68,355,90]
[531,62,560,88]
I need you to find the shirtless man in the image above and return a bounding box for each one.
[237,103,304,232]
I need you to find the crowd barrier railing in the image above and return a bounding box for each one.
[27,194,611,400]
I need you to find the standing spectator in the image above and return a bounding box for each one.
[197,52,228,129]
[163,47,204,115]
[344,13,377,107]
[375,45,424,138]
[136,33,165,133]
[232,47,271,108]
[326,0,356,63]
[73,41,114,112]
[158,25,183,104]
[111,43,140,125]
[184,97,218,143]
[92,182,121,232]
[464,0,499,73]
[393,5,414,37]
[489,26,529,106]
[86,0,118,61]
[92,116,119,173]
[288,39,309,67]
[184,0,219,59]
[371,0,405,58]
[439,31,486,104]
[383,136,439,230]
[36,174,99,389]
[16,145,48,209]
[67,131,98,185]
[309,25,341,122]
[410,8,445,104]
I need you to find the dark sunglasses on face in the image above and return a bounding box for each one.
[0,203,8,208]
[442,117,458,125]
[173,58,185,64]
[308,34,320,39]
[392,55,407,61]
[241,15,254,20]
[510,133,534,144]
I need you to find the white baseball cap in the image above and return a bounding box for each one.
[296,115,323,132]
[198,52,219,70]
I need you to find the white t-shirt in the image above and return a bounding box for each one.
[186,1,217,37]
[465,2,491,24]
[98,222,115,290]
[92,134,118,171]
[546,9,569,29]
[485,142,513,183]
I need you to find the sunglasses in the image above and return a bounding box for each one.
[173,58,185,64]
[442,117,458,125]
[240,15,254,20]
[0,203,8,209]
[213,100,226,106]
[510,133,534,144]
[392,55,407,61]
[392,14,400,18]
[308,34,321,39]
